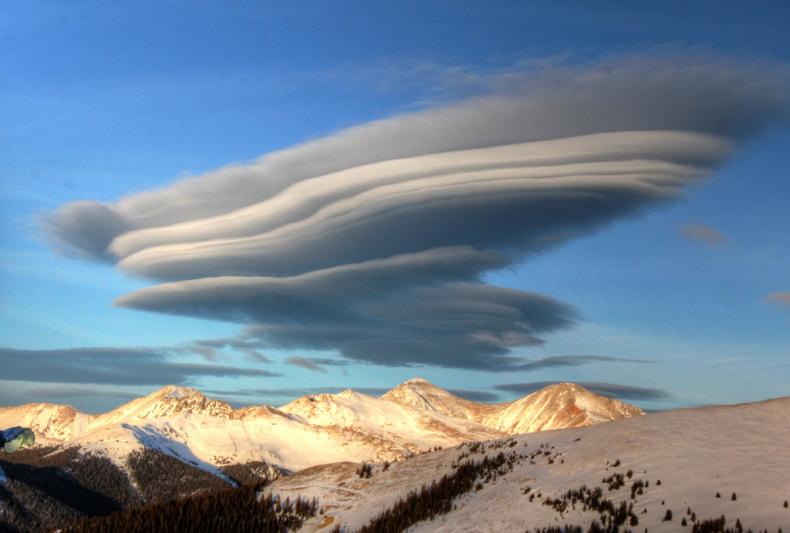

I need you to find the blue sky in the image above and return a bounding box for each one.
[1,1,788,412]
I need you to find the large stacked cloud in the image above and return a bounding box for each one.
[45,57,789,369]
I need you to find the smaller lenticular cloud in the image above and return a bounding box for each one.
[0,346,280,386]
[681,223,727,247]
[513,355,652,371]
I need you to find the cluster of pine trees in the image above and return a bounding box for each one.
[690,515,783,533]
[126,449,228,502]
[0,446,138,532]
[220,460,286,486]
[62,485,317,533]
[356,463,373,479]
[355,451,513,533]
[542,484,640,531]
[525,527,584,533]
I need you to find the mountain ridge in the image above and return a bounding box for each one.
[0,379,643,474]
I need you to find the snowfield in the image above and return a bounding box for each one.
[268,396,790,532]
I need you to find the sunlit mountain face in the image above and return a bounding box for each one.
[0,380,641,473]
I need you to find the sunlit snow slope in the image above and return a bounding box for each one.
[269,396,790,532]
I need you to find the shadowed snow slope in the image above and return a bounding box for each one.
[269,396,790,532]
[0,380,640,473]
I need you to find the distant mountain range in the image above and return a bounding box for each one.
[0,379,642,474]
[0,380,644,531]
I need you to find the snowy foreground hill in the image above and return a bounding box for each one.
[0,379,639,474]
[269,396,790,532]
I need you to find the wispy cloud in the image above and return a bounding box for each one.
[680,223,728,247]
[43,55,790,370]
[24,385,140,401]
[186,338,272,363]
[448,389,501,403]
[286,356,355,373]
[205,386,390,404]
[204,385,500,404]
[494,381,670,401]
[0,381,144,413]
[512,355,652,371]
[765,292,790,306]
[0,346,280,386]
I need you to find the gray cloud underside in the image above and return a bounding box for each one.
[205,387,390,402]
[0,347,280,386]
[24,386,140,401]
[205,386,500,404]
[0,382,143,413]
[511,355,653,371]
[494,381,670,401]
[44,57,790,369]
[236,284,574,369]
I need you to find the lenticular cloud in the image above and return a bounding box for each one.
[45,57,789,369]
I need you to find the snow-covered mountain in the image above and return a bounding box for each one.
[383,379,643,434]
[0,380,641,474]
[270,396,790,532]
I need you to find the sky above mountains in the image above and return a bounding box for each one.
[2,1,789,412]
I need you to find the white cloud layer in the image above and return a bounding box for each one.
[44,56,789,369]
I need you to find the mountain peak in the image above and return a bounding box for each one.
[156,385,202,400]
[540,382,582,393]
[336,388,358,399]
[382,377,490,421]
[103,384,232,421]
[494,382,644,434]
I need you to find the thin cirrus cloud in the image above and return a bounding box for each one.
[204,385,500,404]
[285,356,353,373]
[43,56,789,370]
[680,223,728,247]
[0,347,280,386]
[765,292,790,306]
[494,381,670,401]
[512,355,653,371]
[187,338,272,363]
[205,386,389,402]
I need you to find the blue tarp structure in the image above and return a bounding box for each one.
[0,426,35,485]
[0,426,35,454]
